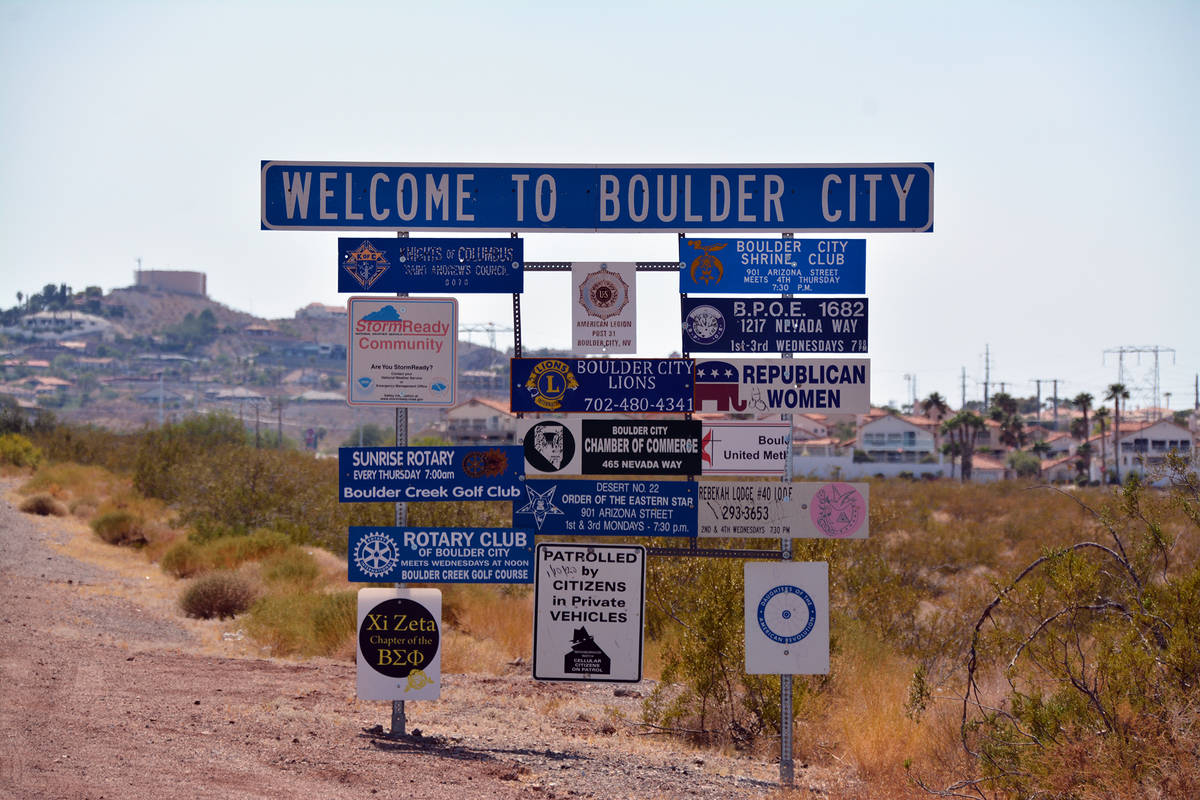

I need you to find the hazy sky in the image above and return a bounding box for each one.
[2,0,1197,411]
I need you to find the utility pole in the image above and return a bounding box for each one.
[1032,379,1042,424]
[983,344,991,411]
[960,367,967,410]
[1052,379,1059,429]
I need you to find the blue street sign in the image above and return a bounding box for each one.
[339,446,524,502]
[510,358,694,414]
[261,162,934,232]
[681,297,868,354]
[679,238,865,294]
[338,237,523,293]
[514,480,697,537]
[348,527,533,583]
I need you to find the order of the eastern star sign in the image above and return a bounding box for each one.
[517,484,564,529]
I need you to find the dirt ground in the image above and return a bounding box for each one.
[0,479,855,800]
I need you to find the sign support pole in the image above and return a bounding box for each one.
[391,233,410,739]
[779,232,795,787]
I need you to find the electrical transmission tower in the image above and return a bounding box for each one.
[1103,345,1175,418]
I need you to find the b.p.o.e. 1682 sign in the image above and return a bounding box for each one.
[679,238,865,294]
[339,445,523,502]
[348,527,532,584]
[357,588,442,700]
[682,298,867,354]
[693,358,870,414]
[698,481,869,539]
[339,237,523,293]
[534,543,646,683]
[348,296,457,406]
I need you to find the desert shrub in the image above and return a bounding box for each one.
[245,590,356,657]
[31,423,135,472]
[179,570,256,620]
[950,459,1200,798]
[132,412,248,501]
[90,509,147,546]
[0,433,42,468]
[196,529,291,568]
[19,493,68,516]
[260,548,321,589]
[160,540,204,578]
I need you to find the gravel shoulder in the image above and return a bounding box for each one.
[0,477,850,799]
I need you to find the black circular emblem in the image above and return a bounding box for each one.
[358,598,440,679]
[523,421,576,473]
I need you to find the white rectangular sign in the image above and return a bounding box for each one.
[572,262,636,354]
[356,588,442,701]
[534,542,645,683]
[745,562,829,675]
[697,481,869,539]
[347,296,457,406]
[701,421,789,476]
[693,357,869,414]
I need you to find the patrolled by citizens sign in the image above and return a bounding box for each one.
[697,481,869,539]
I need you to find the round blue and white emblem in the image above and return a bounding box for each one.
[353,531,400,579]
[684,305,725,346]
[756,584,816,644]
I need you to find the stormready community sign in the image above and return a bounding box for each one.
[514,479,697,536]
[701,421,789,476]
[744,562,829,675]
[573,262,636,354]
[679,238,865,294]
[338,237,522,293]
[261,162,934,232]
[357,587,442,701]
[348,527,533,584]
[339,445,523,502]
[516,418,702,476]
[697,481,870,539]
[347,296,457,406]
[682,297,867,354]
[693,357,871,414]
[534,542,646,683]
[510,358,694,414]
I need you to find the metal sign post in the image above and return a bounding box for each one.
[780,232,795,787]
[392,239,408,739]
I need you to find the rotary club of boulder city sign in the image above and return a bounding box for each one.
[572,262,636,354]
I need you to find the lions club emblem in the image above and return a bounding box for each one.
[524,359,579,411]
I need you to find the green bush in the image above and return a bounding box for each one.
[260,548,321,589]
[179,571,256,620]
[246,590,356,657]
[160,540,203,578]
[90,510,147,546]
[0,433,42,468]
[18,493,67,516]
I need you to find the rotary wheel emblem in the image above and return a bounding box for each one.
[353,531,400,579]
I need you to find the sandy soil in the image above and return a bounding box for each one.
[0,478,849,800]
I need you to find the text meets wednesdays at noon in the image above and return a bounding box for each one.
[262,163,934,232]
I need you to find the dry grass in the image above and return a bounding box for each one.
[19,493,68,516]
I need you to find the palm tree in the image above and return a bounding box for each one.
[1093,406,1110,483]
[921,392,951,458]
[1070,392,1094,477]
[942,410,986,482]
[1030,439,1052,479]
[1105,383,1130,483]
